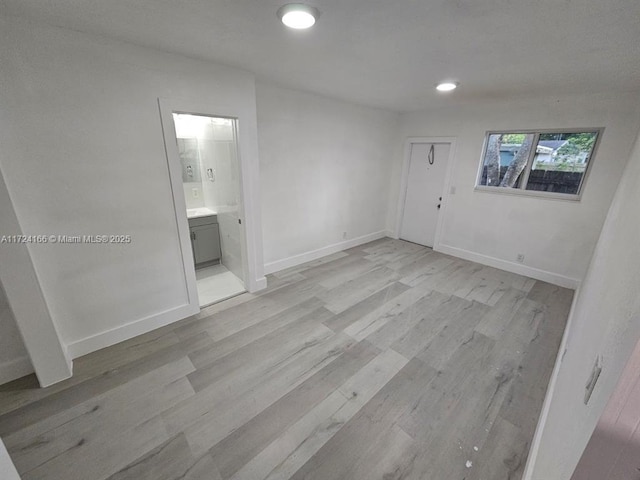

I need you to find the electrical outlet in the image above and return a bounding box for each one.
[450,185,456,195]
[342,231,347,240]
[516,253,525,263]
[192,188,199,198]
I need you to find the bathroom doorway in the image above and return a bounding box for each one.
[172,113,245,306]
[160,104,249,308]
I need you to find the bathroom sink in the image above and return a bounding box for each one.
[186,207,217,219]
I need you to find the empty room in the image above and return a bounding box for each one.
[0,1,639,479]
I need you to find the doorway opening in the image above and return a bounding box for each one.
[396,138,455,248]
[172,113,246,307]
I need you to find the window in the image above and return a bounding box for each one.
[476,129,602,198]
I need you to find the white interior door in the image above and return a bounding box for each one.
[400,143,450,247]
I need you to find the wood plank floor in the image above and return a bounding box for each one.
[0,238,573,480]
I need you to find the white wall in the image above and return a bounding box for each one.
[0,282,32,384]
[390,92,640,286]
[256,82,399,272]
[0,437,20,480]
[0,171,72,386]
[526,124,640,479]
[0,17,262,357]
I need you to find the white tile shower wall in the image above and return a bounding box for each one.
[207,125,243,282]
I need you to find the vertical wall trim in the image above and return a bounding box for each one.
[522,284,582,479]
[0,172,72,387]
[0,436,21,480]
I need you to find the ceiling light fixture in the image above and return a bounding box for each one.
[278,4,319,29]
[436,82,458,92]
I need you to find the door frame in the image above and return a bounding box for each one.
[394,137,457,250]
[158,98,265,313]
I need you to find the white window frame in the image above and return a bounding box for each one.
[474,127,604,201]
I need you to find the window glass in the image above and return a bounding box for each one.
[526,132,598,195]
[477,129,601,198]
[479,133,535,188]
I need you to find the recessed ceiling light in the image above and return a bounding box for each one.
[278,4,318,29]
[436,82,458,92]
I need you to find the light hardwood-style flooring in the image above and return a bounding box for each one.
[0,238,573,480]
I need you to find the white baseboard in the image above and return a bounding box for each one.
[246,274,267,293]
[264,231,389,275]
[0,355,34,385]
[253,276,267,291]
[66,303,199,359]
[436,244,581,289]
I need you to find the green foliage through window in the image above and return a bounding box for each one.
[477,129,601,197]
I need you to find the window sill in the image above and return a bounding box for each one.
[474,185,582,202]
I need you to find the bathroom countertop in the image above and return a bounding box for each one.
[186,207,217,219]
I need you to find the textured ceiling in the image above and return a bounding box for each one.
[2,0,639,111]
